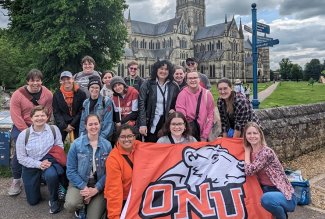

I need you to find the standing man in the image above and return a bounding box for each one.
[53,71,87,142]
[8,69,53,196]
[185,57,211,90]
[74,55,101,98]
[124,60,145,92]
[176,71,214,141]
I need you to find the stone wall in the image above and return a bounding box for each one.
[256,102,325,161]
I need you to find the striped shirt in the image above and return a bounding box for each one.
[16,124,63,169]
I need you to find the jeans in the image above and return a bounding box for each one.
[11,125,22,179]
[22,165,61,205]
[261,186,297,219]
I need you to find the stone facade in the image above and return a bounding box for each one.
[256,103,325,161]
[116,0,270,82]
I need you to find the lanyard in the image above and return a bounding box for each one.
[157,82,167,116]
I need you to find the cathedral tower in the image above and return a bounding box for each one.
[176,0,206,32]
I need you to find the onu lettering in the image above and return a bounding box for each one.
[139,182,247,219]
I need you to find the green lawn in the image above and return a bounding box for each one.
[260,82,325,108]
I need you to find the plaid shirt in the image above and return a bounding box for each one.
[217,92,259,134]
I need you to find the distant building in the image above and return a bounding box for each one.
[116,0,270,82]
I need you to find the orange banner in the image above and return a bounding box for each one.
[122,138,272,219]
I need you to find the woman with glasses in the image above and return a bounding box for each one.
[157,112,196,144]
[104,124,141,219]
[65,114,112,219]
[176,71,214,141]
[138,60,180,142]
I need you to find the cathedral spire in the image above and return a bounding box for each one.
[225,14,227,23]
[239,17,244,39]
[127,9,131,22]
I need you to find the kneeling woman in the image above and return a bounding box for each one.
[16,105,64,214]
[243,122,296,219]
[104,124,141,219]
[65,114,112,219]
[157,111,197,144]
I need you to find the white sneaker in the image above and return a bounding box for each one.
[8,178,22,196]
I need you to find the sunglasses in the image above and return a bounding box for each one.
[186,61,196,66]
[129,67,138,71]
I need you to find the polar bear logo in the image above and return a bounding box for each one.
[157,145,246,193]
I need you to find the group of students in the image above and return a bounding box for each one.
[8,55,296,219]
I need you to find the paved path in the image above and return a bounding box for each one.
[1,176,325,219]
[251,81,279,102]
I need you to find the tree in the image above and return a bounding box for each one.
[279,58,292,80]
[304,59,322,81]
[1,0,128,87]
[290,64,303,82]
[0,29,35,88]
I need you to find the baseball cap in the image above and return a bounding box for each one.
[186,57,197,63]
[60,71,73,80]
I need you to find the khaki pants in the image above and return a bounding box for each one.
[64,183,106,219]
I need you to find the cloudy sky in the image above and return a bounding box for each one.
[1,0,325,70]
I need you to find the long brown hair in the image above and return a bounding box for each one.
[159,112,191,138]
[243,122,266,149]
[217,78,235,114]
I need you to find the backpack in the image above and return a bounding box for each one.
[25,125,56,145]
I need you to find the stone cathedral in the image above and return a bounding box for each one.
[116,0,270,82]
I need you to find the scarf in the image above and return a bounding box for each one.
[60,83,79,115]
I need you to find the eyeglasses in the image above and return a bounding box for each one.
[170,122,185,127]
[187,77,199,81]
[119,134,135,140]
[186,61,196,66]
[129,67,138,71]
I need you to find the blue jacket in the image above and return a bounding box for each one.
[79,95,114,139]
[66,134,112,192]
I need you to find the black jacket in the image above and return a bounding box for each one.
[124,75,145,92]
[52,88,87,139]
[138,79,180,129]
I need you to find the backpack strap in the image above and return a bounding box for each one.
[24,125,56,145]
[195,90,203,120]
[122,154,133,169]
[168,134,175,144]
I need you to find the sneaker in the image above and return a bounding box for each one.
[49,200,63,214]
[74,207,86,219]
[8,178,22,196]
[58,184,66,202]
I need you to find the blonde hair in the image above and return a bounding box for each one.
[243,122,266,149]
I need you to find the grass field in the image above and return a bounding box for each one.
[260,81,325,108]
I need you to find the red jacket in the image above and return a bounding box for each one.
[112,86,139,125]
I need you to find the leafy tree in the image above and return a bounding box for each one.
[0,29,35,88]
[304,59,322,81]
[1,0,128,87]
[290,64,303,82]
[279,58,292,80]
[321,70,325,77]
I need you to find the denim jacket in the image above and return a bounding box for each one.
[79,95,114,139]
[66,134,112,192]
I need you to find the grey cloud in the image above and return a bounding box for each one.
[279,0,325,19]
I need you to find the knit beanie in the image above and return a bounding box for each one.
[88,75,102,90]
[110,76,128,90]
